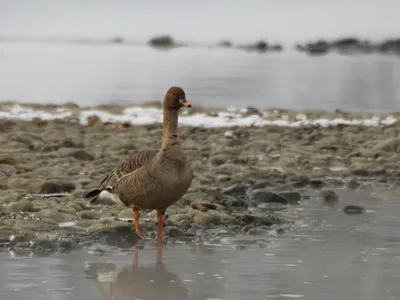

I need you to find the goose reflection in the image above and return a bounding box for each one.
[84,243,188,300]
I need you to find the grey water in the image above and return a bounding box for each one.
[1,0,400,112]
[1,190,400,300]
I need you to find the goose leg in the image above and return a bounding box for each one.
[156,209,166,241]
[133,207,151,240]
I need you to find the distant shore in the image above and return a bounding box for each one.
[1,35,400,57]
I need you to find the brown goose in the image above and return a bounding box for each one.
[86,87,193,240]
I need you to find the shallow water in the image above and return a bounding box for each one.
[1,190,400,300]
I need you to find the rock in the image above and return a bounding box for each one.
[12,133,43,149]
[303,40,330,55]
[13,220,55,232]
[87,223,106,233]
[257,203,288,211]
[347,179,360,190]
[6,178,43,193]
[59,135,84,148]
[148,35,176,49]
[0,192,22,203]
[320,189,339,206]
[166,226,185,238]
[167,214,190,226]
[78,210,101,220]
[57,239,76,252]
[249,189,288,205]
[117,208,133,220]
[278,191,301,204]
[36,209,66,222]
[375,138,400,152]
[31,238,57,253]
[7,200,34,212]
[209,155,227,166]
[342,205,366,215]
[92,225,138,248]
[57,148,94,161]
[190,202,218,212]
[40,181,76,194]
[222,183,248,197]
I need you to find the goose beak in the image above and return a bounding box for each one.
[179,97,192,108]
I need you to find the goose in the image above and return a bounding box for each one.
[86,87,193,240]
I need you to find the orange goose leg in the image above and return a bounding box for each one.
[133,208,151,240]
[156,209,165,242]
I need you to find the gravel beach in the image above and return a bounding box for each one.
[1,103,400,254]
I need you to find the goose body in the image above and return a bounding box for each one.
[86,87,193,240]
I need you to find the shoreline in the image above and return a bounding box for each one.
[1,102,399,128]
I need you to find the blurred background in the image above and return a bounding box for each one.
[0,0,400,112]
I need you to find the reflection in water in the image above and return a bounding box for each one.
[84,242,188,300]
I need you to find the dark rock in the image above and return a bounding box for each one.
[320,189,339,206]
[225,198,246,208]
[287,175,310,188]
[222,183,247,197]
[92,226,138,248]
[166,226,185,238]
[148,35,176,49]
[57,239,76,252]
[310,179,324,189]
[31,239,57,253]
[40,181,76,194]
[57,148,94,161]
[251,180,274,190]
[249,189,288,205]
[347,179,360,190]
[342,205,366,215]
[304,40,330,55]
[278,191,301,204]
[59,135,84,148]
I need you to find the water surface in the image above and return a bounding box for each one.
[1,42,400,113]
[1,190,400,300]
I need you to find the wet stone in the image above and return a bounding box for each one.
[40,181,76,194]
[249,189,288,205]
[166,226,185,238]
[320,189,340,206]
[278,191,301,204]
[342,205,366,215]
[222,183,248,197]
[78,210,101,220]
[7,200,34,212]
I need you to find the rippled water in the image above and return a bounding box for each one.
[1,190,400,300]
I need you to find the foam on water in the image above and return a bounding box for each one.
[0,104,398,128]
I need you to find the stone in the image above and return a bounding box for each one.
[13,220,55,233]
[167,214,190,226]
[222,183,248,197]
[320,189,339,206]
[166,226,185,238]
[117,208,133,220]
[257,203,288,211]
[7,200,34,212]
[6,178,43,193]
[36,209,66,222]
[347,179,360,190]
[78,210,101,220]
[342,205,366,215]
[249,189,288,205]
[57,148,94,161]
[40,181,76,194]
[278,191,301,204]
